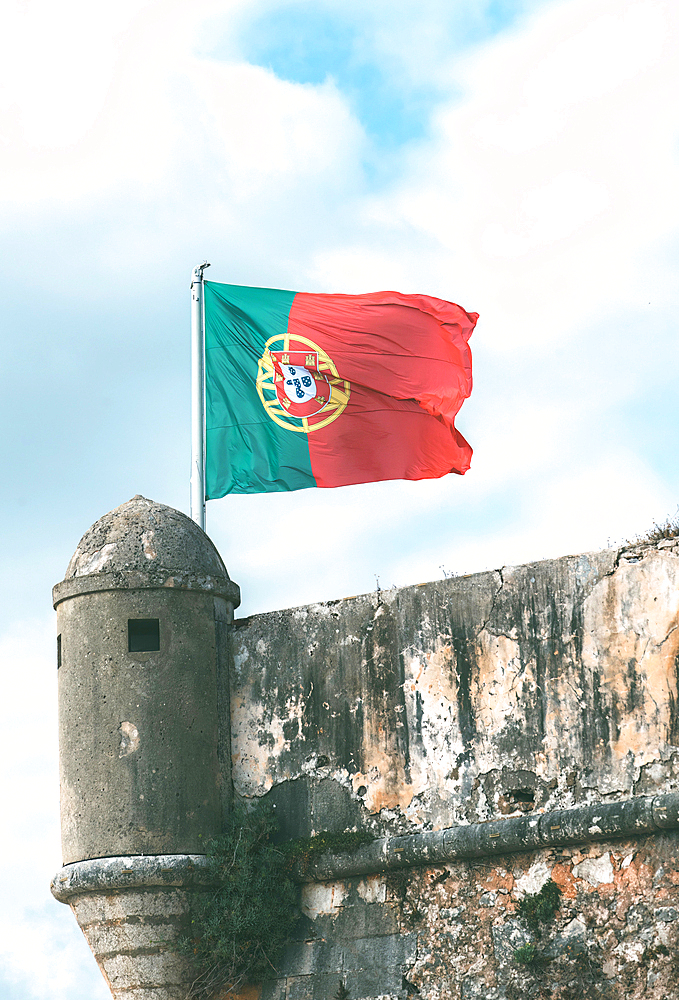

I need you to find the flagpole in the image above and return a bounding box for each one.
[190,261,210,531]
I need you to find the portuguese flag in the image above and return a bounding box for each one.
[204,281,476,498]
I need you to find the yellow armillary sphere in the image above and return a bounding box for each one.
[256,332,351,434]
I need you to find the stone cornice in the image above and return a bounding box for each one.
[51,792,679,902]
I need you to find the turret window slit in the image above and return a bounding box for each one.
[128,619,160,652]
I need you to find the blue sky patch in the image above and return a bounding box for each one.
[221,1,558,149]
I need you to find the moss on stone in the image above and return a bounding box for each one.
[517,879,561,935]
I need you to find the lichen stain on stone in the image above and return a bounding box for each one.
[141,530,157,560]
[73,542,117,576]
[572,852,615,885]
[232,643,250,673]
[301,881,346,918]
[581,549,679,765]
[118,722,140,757]
[513,860,551,897]
[350,750,418,814]
[397,639,463,817]
[349,603,420,814]
[356,875,387,904]
[230,691,303,797]
[472,633,527,739]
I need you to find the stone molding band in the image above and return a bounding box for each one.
[306,792,679,881]
[51,791,679,901]
[50,853,213,902]
[52,571,241,607]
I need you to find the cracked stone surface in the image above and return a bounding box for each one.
[230,541,679,838]
[242,833,679,1000]
[55,523,679,999]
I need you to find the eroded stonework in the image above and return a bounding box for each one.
[230,833,679,1000]
[53,504,679,999]
[223,539,679,999]
[230,541,679,839]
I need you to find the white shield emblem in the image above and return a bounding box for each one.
[281,365,316,404]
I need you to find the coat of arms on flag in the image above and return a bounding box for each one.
[256,335,350,432]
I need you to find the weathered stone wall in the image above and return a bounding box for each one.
[254,831,679,1000]
[52,502,679,1000]
[225,538,679,999]
[230,542,679,837]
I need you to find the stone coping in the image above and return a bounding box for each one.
[52,572,241,607]
[51,792,679,901]
[304,792,679,881]
[50,853,213,902]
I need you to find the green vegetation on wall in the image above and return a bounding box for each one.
[516,878,561,935]
[180,805,299,996]
[180,805,373,996]
[513,943,538,965]
[512,879,562,968]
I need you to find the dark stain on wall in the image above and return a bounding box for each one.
[669,652,679,745]
[360,603,411,780]
[449,616,477,750]
[230,547,679,837]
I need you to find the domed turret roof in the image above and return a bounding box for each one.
[53,496,240,606]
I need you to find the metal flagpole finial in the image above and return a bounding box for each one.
[191,260,210,284]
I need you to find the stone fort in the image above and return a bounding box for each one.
[51,495,679,999]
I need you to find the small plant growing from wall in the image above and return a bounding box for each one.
[180,805,374,997]
[513,943,538,965]
[333,979,351,999]
[626,510,679,546]
[180,805,300,997]
[516,878,561,935]
[513,879,562,967]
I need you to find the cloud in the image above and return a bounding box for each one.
[0,618,109,999]
[328,0,679,347]
[2,0,679,616]
[0,0,364,204]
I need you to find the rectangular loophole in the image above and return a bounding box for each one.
[128,619,160,652]
[57,634,61,669]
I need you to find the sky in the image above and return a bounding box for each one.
[1,0,678,995]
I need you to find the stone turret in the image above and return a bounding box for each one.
[51,496,239,999]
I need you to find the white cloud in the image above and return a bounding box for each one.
[189,61,364,197]
[317,0,679,350]
[2,0,678,598]
[0,618,109,999]
[482,171,610,255]
[0,0,364,213]
[520,2,667,108]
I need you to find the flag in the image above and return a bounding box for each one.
[204,281,476,498]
